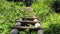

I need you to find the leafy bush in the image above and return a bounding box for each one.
[44,23,60,34]
[0,0,25,34]
[0,0,60,34]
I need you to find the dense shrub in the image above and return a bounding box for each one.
[0,0,60,34]
[44,23,60,34]
[52,0,60,13]
[0,0,25,34]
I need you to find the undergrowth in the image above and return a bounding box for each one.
[0,0,60,34]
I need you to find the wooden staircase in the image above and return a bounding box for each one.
[10,17,43,34]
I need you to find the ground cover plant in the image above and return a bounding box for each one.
[0,0,60,34]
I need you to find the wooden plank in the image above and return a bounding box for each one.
[16,21,40,24]
[22,17,37,20]
[16,21,39,23]
[13,26,41,29]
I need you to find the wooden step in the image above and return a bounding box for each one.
[13,26,42,30]
[16,17,38,22]
[22,17,37,20]
[16,21,40,24]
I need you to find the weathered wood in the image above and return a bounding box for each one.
[16,21,39,23]
[22,17,37,20]
[16,21,40,24]
[13,26,42,30]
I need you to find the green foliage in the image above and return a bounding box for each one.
[44,23,60,34]
[0,0,60,34]
[0,0,25,34]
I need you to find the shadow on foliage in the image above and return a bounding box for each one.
[0,28,4,33]
[52,1,60,13]
[7,0,33,7]
[44,24,60,34]
[7,0,23,2]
